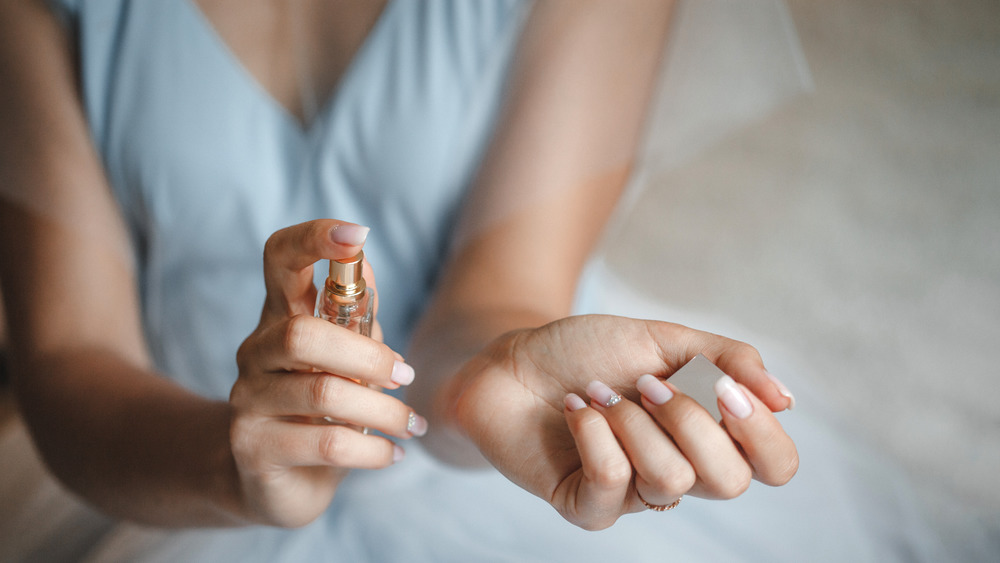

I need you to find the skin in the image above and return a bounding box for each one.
[0,0,797,532]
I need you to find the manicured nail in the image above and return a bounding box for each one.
[715,375,753,419]
[586,381,622,408]
[766,371,796,410]
[564,393,587,412]
[393,445,405,463]
[636,374,674,405]
[330,224,369,246]
[391,361,415,386]
[406,412,428,437]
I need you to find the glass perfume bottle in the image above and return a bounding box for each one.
[315,250,374,337]
[315,250,376,433]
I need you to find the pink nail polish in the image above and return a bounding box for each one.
[391,361,415,386]
[392,445,405,463]
[330,224,370,246]
[585,381,622,408]
[636,374,673,405]
[406,412,428,437]
[715,375,753,419]
[564,393,587,412]
[766,371,796,410]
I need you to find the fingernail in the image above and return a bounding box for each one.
[766,371,796,410]
[391,361,415,386]
[406,411,428,437]
[393,445,405,463]
[330,224,369,246]
[715,375,753,419]
[564,393,587,412]
[585,381,622,408]
[636,374,673,405]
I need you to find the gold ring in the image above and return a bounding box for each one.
[637,491,682,512]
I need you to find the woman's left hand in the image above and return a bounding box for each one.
[448,314,798,530]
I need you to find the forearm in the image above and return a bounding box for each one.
[406,0,673,468]
[13,348,247,527]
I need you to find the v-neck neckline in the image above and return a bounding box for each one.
[184,0,394,139]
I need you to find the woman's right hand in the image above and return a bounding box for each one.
[228,219,427,527]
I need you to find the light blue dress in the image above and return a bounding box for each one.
[58,0,526,399]
[0,1,946,561]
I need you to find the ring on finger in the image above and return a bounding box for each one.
[321,415,369,435]
[637,490,682,512]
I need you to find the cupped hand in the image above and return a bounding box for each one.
[228,219,427,527]
[450,315,797,530]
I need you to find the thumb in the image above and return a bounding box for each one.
[261,219,369,322]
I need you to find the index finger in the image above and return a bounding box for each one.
[261,219,370,323]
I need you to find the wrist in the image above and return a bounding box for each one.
[418,353,491,467]
[207,400,254,525]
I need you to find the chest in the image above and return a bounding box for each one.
[75,0,525,293]
[192,0,387,127]
[89,1,468,245]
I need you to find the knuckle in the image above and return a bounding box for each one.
[590,459,632,490]
[358,342,387,379]
[235,336,259,376]
[263,234,276,257]
[308,375,340,412]
[229,418,261,468]
[235,341,251,373]
[576,515,617,532]
[283,315,314,358]
[306,220,327,246]
[562,505,620,532]
[319,428,347,464]
[650,464,696,498]
[262,230,284,262]
[733,340,763,363]
[665,398,709,429]
[714,465,753,499]
[756,422,784,444]
[576,413,606,434]
[615,405,647,428]
[229,378,250,406]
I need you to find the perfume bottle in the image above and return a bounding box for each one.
[315,250,376,433]
[315,250,374,337]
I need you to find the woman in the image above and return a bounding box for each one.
[0,0,796,558]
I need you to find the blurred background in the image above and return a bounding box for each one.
[603,0,999,559]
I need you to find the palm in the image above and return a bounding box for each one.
[455,315,678,507]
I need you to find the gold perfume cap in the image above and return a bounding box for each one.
[328,251,366,298]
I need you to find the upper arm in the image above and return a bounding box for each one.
[438,0,674,318]
[0,0,149,369]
